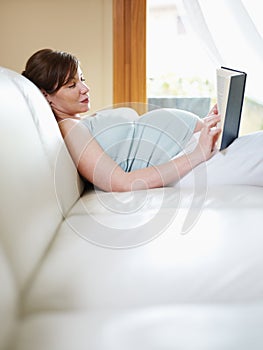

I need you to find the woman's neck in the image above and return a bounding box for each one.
[55,114,81,123]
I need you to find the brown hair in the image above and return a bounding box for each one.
[22,48,79,94]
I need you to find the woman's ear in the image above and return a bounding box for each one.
[41,89,52,105]
[40,88,48,97]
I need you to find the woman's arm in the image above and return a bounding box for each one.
[59,115,221,192]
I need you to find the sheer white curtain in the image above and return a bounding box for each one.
[182,0,263,102]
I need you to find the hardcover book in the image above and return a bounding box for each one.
[216,67,247,150]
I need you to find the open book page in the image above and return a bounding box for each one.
[216,69,231,145]
[216,69,241,124]
[216,68,244,114]
[216,68,230,128]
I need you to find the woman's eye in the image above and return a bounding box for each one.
[68,82,76,88]
[81,77,86,82]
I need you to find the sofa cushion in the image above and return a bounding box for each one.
[0,244,17,350]
[11,303,263,350]
[22,185,263,316]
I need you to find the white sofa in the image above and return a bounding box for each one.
[1,66,263,350]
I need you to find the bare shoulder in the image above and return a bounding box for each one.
[58,118,94,148]
[58,118,80,138]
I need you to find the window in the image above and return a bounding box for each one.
[147,0,263,133]
[113,0,263,133]
[147,0,215,117]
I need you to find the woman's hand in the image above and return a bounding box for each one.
[207,103,219,117]
[191,113,221,163]
[194,104,220,133]
[202,103,219,123]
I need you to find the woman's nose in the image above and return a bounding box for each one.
[80,82,89,94]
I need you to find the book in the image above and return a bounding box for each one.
[216,67,247,150]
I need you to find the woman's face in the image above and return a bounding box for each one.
[47,66,90,120]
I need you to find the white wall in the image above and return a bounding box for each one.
[0,0,113,113]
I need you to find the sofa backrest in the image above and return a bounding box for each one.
[0,67,83,349]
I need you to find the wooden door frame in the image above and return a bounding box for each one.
[113,0,146,108]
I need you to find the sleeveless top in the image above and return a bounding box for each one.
[81,107,198,172]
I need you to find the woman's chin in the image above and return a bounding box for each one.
[80,104,90,113]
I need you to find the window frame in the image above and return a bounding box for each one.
[113,0,146,106]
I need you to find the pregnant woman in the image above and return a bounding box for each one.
[22,48,263,191]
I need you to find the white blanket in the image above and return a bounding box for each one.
[178,131,263,188]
